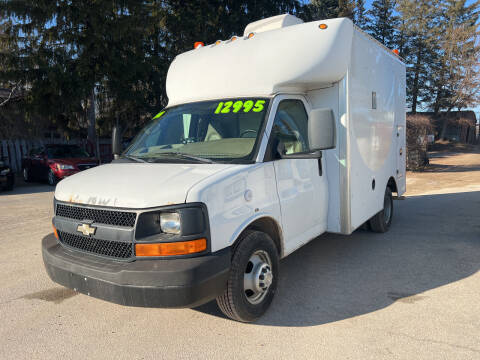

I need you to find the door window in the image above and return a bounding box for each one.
[270,100,309,155]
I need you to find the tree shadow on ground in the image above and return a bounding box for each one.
[195,191,480,326]
[423,164,480,173]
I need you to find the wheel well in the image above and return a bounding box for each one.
[238,217,283,257]
[387,176,398,194]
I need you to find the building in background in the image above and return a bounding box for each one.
[417,111,477,144]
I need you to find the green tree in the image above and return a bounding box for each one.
[338,0,356,19]
[1,0,308,141]
[397,0,441,113]
[354,0,368,28]
[366,0,398,48]
[0,1,165,143]
[306,0,339,20]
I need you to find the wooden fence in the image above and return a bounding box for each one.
[0,138,113,173]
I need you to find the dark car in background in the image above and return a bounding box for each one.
[22,144,98,186]
[0,160,14,191]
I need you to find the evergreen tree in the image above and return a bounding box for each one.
[354,0,368,28]
[307,0,339,20]
[366,0,398,48]
[397,0,441,113]
[338,0,356,20]
[0,1,308,138]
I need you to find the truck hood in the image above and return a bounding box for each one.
[54,162,235,208]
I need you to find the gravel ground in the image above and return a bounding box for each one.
[0,150,479,360]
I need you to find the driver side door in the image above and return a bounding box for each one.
[263,95,328,256]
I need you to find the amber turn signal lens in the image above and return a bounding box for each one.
[52,224,59,240]
[135,239,207,257]
[319,24,328,30]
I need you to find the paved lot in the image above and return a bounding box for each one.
[1,152,479,360]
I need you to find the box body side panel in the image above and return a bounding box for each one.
[348,30,406,230]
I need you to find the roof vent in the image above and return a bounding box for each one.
[243,14,303,36]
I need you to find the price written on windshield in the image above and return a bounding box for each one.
[214,100,266,114]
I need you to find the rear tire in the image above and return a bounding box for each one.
[216,230,279,322]
[369,187,393,233]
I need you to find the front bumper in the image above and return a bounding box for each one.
[42,234,230,308]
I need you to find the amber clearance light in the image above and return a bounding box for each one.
[135,239,207,257]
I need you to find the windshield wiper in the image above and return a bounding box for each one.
[151,152,214,164]
[122,155,148,163]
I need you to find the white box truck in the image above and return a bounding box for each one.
[43,15,406,322]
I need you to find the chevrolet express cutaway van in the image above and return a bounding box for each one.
[43,15,406,322]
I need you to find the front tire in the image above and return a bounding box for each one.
[216,230,279,322]
[47,169,57,186]
[369,187,393,233]
[23,168,31,182]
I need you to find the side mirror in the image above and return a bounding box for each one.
[308,108,336,150]
[112,125,122,159]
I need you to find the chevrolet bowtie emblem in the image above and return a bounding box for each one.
[77,223,96,236]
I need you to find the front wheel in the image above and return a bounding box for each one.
[369,187,393,233]
[23,167,31,182]
[216,230,279,322]
[47,169,57,186]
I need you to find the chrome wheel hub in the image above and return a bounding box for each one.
[244,250,273,305]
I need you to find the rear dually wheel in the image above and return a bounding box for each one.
[369,187,393,233]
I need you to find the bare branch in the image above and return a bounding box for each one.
[0,81,22,107]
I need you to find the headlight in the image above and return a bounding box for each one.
[58,164,74,170]
[0,168,10,176]
[160,212,181,234]
[135,207,206,240]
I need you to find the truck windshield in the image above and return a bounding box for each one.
[125,98,270,163]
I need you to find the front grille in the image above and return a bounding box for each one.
[58,231,133,259]
[56,204,136,227]
[77,164,97,171]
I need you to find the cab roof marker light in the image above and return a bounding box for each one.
[319,24,328,30]
[244,32,255,39]
[194,41,204,49]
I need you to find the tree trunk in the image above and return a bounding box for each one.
[411,47,422,114]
